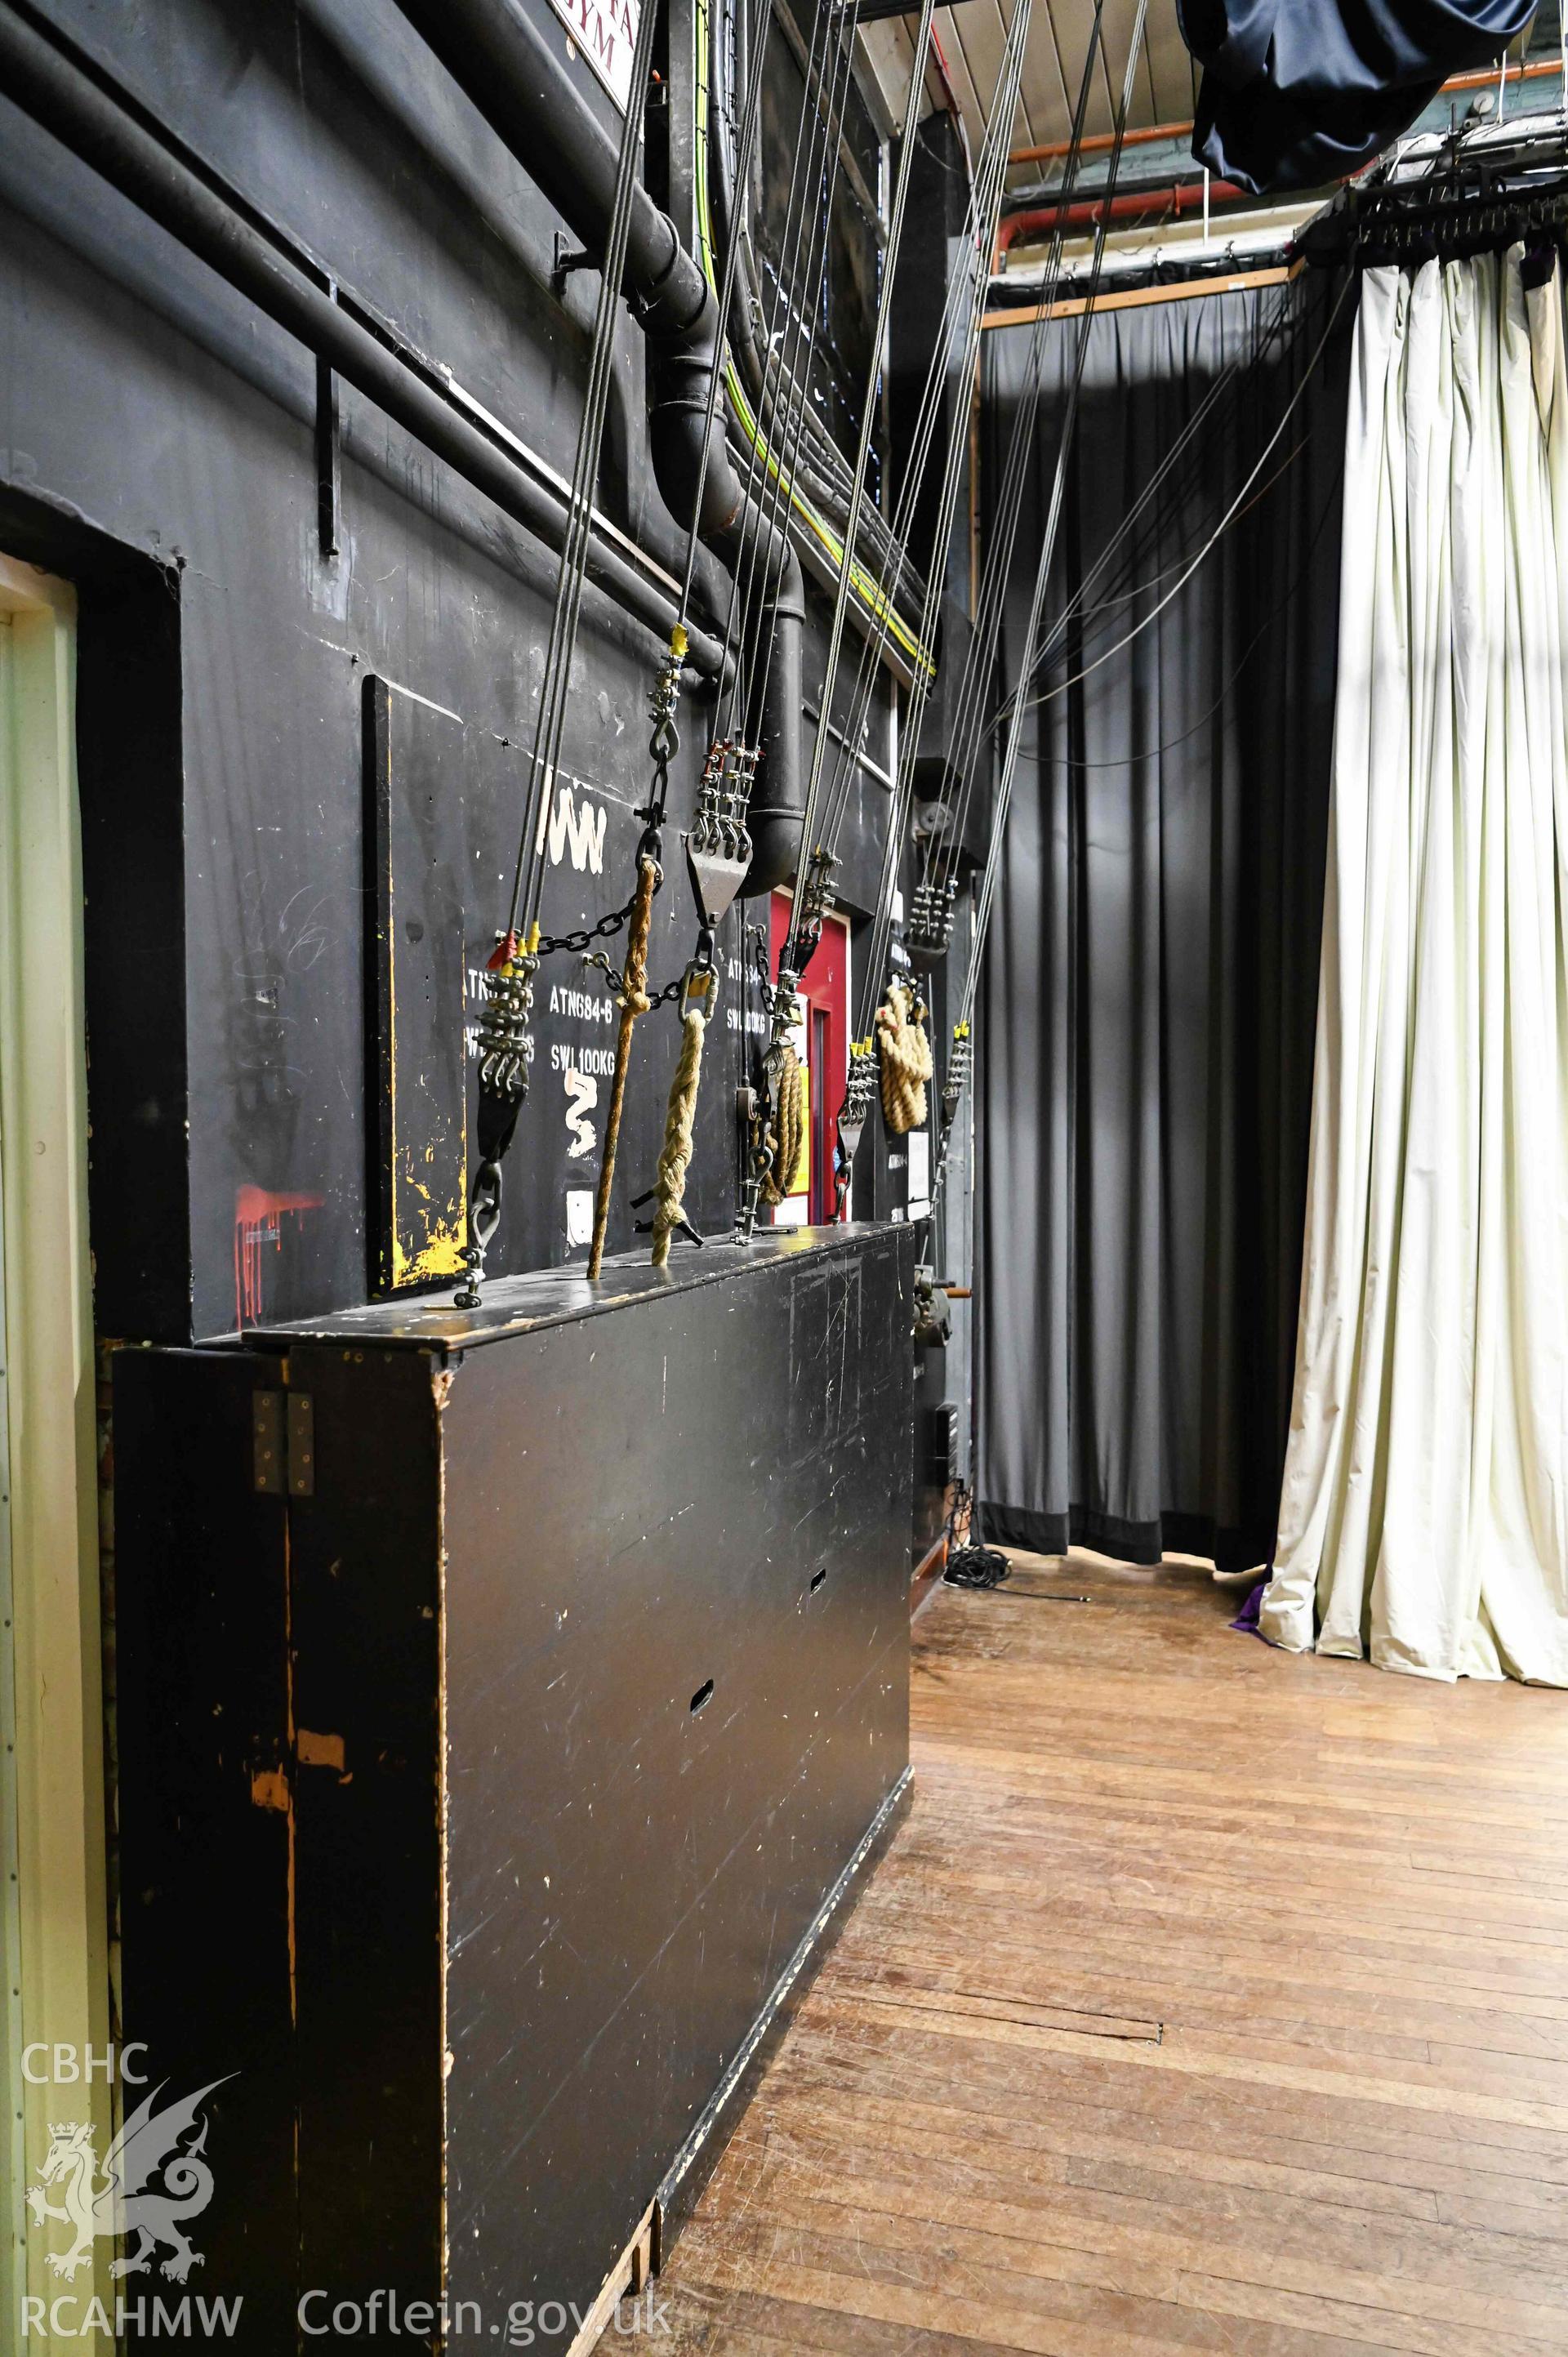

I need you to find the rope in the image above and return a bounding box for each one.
[586,852,658,1278]
[760,1045,804,1206]
[649,1005,708,1268]
[876,982,933,1134]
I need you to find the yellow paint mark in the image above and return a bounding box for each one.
[250,1767,289,1813]
[392,1212,469,1288]
[296,1729,346,1772]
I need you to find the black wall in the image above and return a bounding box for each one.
[0,0,936,1340]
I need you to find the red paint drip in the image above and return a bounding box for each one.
[234,1184,323,1328]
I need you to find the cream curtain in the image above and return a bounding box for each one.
[1260,250,1568,1685]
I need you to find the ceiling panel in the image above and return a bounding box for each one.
[875,0,1194,159]
[941,0,1031,153]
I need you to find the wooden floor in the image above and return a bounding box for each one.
[654,1550,1568,2357]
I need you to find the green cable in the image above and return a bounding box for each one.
[691,0,935,679]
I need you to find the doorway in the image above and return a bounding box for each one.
[0,553,111,2341]
[768,896,850,1227]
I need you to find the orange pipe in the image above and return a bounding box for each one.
[996,175,1249,258]
[1006,55,1564,171]
[1009,118,1192,168]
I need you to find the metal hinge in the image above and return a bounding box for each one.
[252,1391,315,1498]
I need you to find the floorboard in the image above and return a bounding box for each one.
[651,1553,1568,2356]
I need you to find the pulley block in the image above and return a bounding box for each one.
[906,876,957,968]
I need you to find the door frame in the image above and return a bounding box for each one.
[0,551,111,2340]
[768,897,851,1227]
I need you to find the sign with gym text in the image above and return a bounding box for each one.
[545,0,641,112]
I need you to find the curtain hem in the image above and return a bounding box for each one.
[982,1500,1272,1574]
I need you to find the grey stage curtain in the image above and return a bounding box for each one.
[976,271,1353,1571]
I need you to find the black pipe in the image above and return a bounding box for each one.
[0,0,733,679]
[390,0,804,893]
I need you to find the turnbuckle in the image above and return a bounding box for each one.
[832,1038,879,1221]
[789,846,837,976]
[907,874,957,967]
[941,1020,972,1133]
[648,625,686,768]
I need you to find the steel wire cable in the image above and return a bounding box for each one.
[672,0,780,638]
[954,0,1156,1029]
[715,0,858,741]
[982,281,1302,739]
[840,4,1036,1035]
[720,18,855,746]
[737,7,863,739]
[816,0,1031,891]
[968,262,1353,895]
[510,0,665,944]
[846,0,1104,1040]
[890,0,1108,960]
[706,0,838,725]
[925,233,1350,1251]
[925,281,1303,902]
[775,0,942,974]
[917,0,1152,1246]
[698,0,934,696]
[922,270,1352,1240]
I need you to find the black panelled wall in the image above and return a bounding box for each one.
[2,0,935,2335]
[0,0,921,1343]
[978,271,1353,1571]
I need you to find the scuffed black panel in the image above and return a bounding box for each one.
[364,673,749,1293]
[114,1226,914,2346]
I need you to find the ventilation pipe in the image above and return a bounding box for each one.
[390,0,806,889]
[0,0,733,679]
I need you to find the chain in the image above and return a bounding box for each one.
[534,632,685,962]
[538,893,644,960]
[581,945,686,1009]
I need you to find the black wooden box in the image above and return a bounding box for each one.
[113,1226,913,2350]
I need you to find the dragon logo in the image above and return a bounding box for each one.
[26,2077,232,2283]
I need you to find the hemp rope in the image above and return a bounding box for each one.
[875,980,933,1134]
[760,1044,805,1206]
[649,1004,707,1268]
[587,853,658,1278]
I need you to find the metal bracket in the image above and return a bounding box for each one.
[253,1391,284,1495]
[630,1188,703,1251]
[551,233,597,297]
[253,1390,315,1497]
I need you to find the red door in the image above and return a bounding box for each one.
[768,894,849,1228]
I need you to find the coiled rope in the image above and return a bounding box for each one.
[875,982,933,1134]
[760,1047,804,1207]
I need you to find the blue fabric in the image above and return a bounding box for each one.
[1178,0,1537,192]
